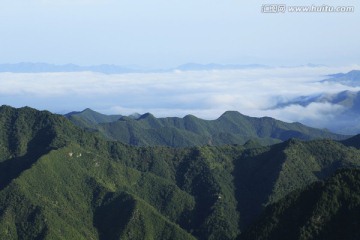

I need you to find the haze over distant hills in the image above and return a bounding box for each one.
[65,108,347,147]
[275,90,360,113]
[0,63,139,74]
[0,62,333,74]
[2,65,360,134]
[0,62,274,74]
[175,63,269,71]
[322,70,360,86]
[269,70,360,134]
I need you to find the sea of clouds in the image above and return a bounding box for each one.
[0,65,359,131]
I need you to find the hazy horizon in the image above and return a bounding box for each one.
[0,64,358,117]
[1,1,359,67]
[1,0,359,133]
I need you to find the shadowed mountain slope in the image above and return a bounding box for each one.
[240,169,360,240]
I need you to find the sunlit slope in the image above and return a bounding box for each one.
[0,145,196,240]
[66,110,346,147]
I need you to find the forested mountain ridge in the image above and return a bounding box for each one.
[65,109,347,147]
[65,108,123,129]
[0,105,360,240]
[240,168,360,240]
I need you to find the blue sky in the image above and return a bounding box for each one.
[0,0,360,130]
[0,0,359,67]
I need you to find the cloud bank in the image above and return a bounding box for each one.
[0,65,359,130]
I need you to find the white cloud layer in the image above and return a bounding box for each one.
[0,65,359,130]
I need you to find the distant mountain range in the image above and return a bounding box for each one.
[273,91,360,134]
[0,62,138,74]
[270,70,360,134]
[175,63,269,71]
[65,108,347,147]
[1,105,360,239]
[0,62,273,74]
[0,62,330,73]
[322,70,360,86]
[1,62,330,74]
[275,70,360,109]
[274,90,360,111]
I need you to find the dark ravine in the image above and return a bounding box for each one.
[0,105,360,240]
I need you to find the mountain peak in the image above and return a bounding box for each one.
[81,108,96,113]
[64,108,122,125]
[138,112,155,120]
[218,111,244,119]
[184,114,199,120]
[128,113,141,119]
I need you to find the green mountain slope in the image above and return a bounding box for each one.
[233,138,360,228]
[0,119,196,238]
[341,130,360,148]
[66,110,346,147]
[65,108,122,129]
[240,169,360,240]
[1,105,360,240]
[0,106,249,239]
